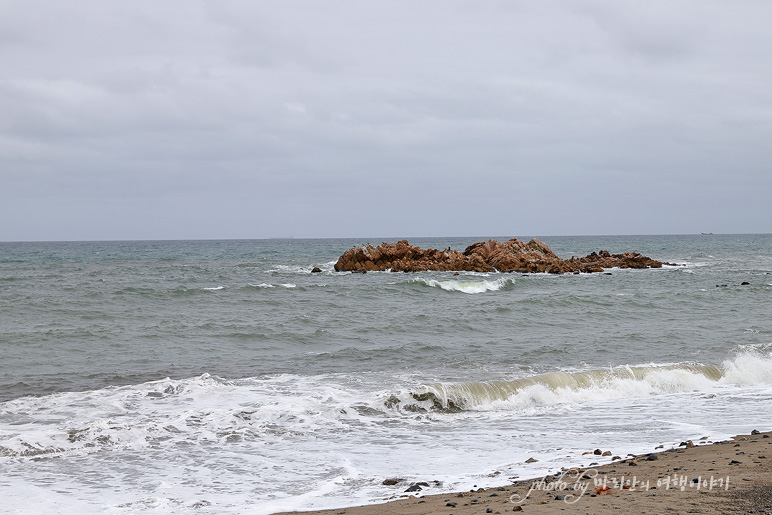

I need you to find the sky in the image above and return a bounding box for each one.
[1,1,771,241]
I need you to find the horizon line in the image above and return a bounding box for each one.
[1,232,769,244]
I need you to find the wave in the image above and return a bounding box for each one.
[246,283,298,289]
[2,351,771,472]
[266,262,337,274]
[169,287,225,296]
[113,286,157,295]
[385,351,772,413]
[0,373,362,460]
[4,350,771,462]
[410,277,515,294]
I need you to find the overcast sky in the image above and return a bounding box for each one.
[2,1,771,241]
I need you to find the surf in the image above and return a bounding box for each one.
[386,351,772,413]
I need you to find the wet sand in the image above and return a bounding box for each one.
[276,430,771,515]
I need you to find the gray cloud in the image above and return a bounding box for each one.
[2,0,771,240]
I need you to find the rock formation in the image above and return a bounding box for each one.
[333,238,675,274]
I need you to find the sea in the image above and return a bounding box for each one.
[1,234,771,514]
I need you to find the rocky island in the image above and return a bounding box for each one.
[334,238,675,274]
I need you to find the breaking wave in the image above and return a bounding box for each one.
[411,277,515,294]
[386,351,772,413]
[246,283,298,289]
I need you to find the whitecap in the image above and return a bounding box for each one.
[413,277,514,294]
[388,350,772,414]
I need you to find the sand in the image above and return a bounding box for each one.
[276,431,772,515]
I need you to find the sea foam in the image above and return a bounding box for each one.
[3,352,772,514]
[388,351,772,413]
[412,277,515,294]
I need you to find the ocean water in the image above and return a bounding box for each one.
[1,234,771,514]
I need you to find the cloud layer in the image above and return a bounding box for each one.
[2,1,771,240]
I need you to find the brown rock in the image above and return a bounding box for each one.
[333,238,672,274]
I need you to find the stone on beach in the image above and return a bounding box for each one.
[275,430,772,515]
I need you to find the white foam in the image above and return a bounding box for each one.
[414,277,514,294]
[676,261,711,269]
[3,353,772,514]
[394,353,772,413]
[267,264,330,275]
[722,351,772,385]
[249,283,298,288]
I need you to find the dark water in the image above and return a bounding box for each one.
[1,235,770,513]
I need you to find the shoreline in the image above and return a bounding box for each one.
[276,430,771,515]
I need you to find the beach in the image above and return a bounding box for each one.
[278,431,772,515]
